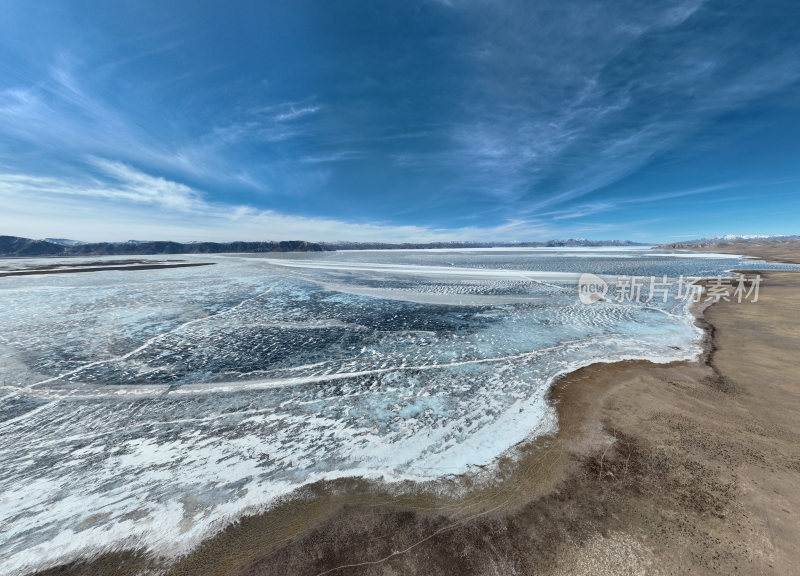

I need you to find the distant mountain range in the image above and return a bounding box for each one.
[0,236,326,257]
[656,235,800,249]
[0,235,645,258]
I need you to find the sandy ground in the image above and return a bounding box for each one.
[659,239,800,266]
[31,247,800,576]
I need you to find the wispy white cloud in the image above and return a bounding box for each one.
[0,160,206,213]
[0,57,324,193]
[0,162,552,242]
[299,150,364,164]
[0,62,189,175]
[550,203,616,221]
[1,1,798,242]
[542,182,741,221]
[89,158,208,211]
[275,106,320,122]
[436,0,800,215]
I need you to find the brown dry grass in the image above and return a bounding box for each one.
[659,239,800,265]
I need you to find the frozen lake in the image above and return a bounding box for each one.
[0,247,793,574]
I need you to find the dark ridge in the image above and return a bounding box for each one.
[1,235,645,258]
[0,236,327,257]
[655,234,800,249]
[0,236,66,257]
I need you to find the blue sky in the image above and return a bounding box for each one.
[1,0,799,243]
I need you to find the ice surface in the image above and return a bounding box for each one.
[0,248,795,574]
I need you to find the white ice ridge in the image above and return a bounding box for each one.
[8,338,601,402]
[262,258,591,280]
[331,246,653,253]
